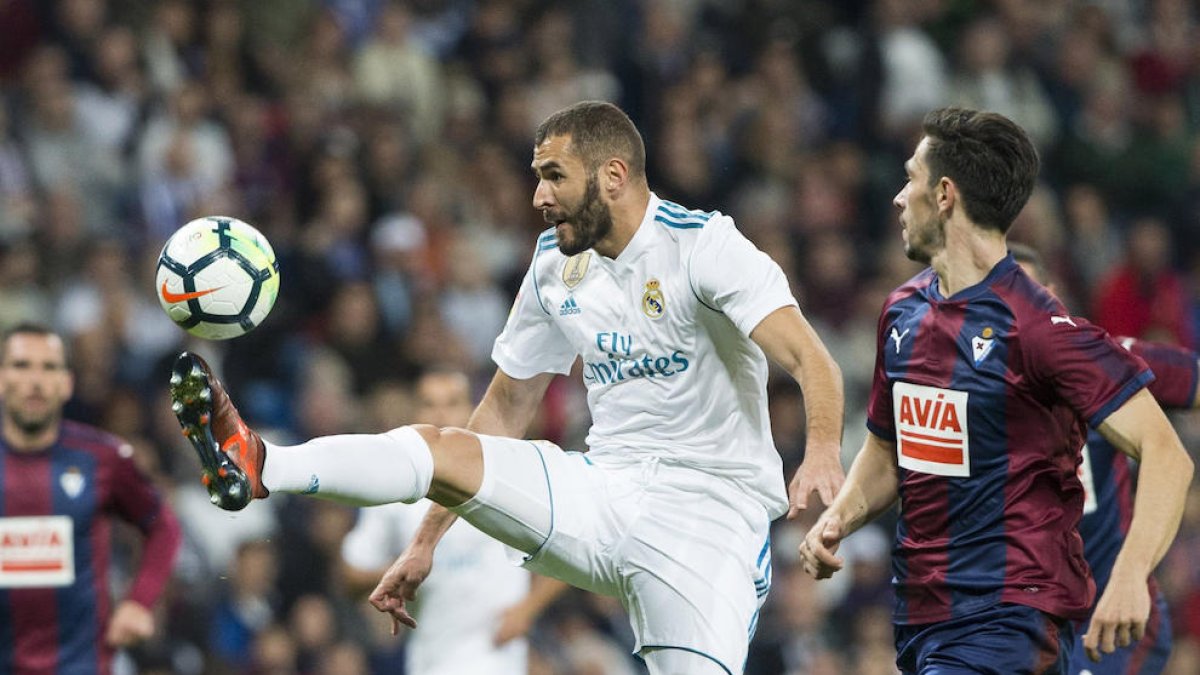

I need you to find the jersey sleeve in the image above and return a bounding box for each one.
[688,216,799,336]
[1024,316,1154,428]
[491,248,578,379]
[865,309,897,441]
[1121,337,1199,410]
[109,441,182,607]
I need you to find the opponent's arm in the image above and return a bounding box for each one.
[799,431,898,580]
[1085,389,1193,661]
[751,306,846,515]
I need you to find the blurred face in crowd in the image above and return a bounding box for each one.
[415,371,473,428]
[532,134,614,256]
[0,332,73,441]
[894,137,945,264]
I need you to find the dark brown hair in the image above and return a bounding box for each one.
[921,107,1039,233]
[534,101,646,179]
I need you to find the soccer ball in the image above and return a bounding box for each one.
[156,216,280,340]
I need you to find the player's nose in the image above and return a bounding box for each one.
[532,180,554,209]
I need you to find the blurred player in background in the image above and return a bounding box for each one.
[0,323,181,674]
[340,368,566,675]
[1011,243,1198,675]
[170,100,846,675]
[800,108,1193,673]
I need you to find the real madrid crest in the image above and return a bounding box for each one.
[642,279,665,319]
[562,252,591,289]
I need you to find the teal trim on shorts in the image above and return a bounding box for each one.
[521,441,555,562]
[639,646,732,675]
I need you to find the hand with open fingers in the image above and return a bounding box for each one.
[787,443,845,519]
[1082,577,1150,663]
[799,513,846,580]
[368,548,434,635]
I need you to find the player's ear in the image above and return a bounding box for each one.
[602,157,628,193]
[937,176,956,218]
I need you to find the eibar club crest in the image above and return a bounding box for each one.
[972,326,995,365]
[60,467,85,499]
[562,252,591,289]
[641,279,665,319]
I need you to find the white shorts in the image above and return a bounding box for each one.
[450,436,774,675]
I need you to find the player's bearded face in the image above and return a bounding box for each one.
[551,175,613,256]
[0,335,72,436]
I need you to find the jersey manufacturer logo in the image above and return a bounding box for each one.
[559,296,582,316]
[1051,315,1077,327]
[59,467,85,499]
[890,326,909,354]
[562,252,591,289]
[161,281,223,303]
[302,474,320,495]
[893,382,970,477]
[642,279,665,319]
[971,326,995,365]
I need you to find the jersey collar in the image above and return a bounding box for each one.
[609,192,660,271]
[929,253,1017,302]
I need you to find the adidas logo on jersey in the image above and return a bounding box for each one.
[559,296,582,316]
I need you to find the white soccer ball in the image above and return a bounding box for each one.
[155,216,280,340]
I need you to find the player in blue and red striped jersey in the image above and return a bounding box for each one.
[0,324,182,675]
[1011,244,1199,675]
[799,108,1193,674]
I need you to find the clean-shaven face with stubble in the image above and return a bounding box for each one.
[531,134,615,256]
[894,137,946,265]
[0,332,73,438]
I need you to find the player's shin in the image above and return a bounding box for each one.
[261,426,434,505]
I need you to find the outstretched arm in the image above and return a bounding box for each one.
[1084,389,1193,661]
[751,306,846,516]
[799,431,898,580]
[369,369,555,632]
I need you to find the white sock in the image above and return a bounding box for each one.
[261,426,434,506]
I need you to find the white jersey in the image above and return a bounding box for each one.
[341,501,529,675]
[493,193,796,518]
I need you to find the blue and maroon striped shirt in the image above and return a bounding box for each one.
[867,255,1152,625]
[1078,338,1198,593]
[0,420,181,675]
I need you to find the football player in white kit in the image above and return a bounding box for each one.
[170,101,846,675]
[340,370,566,675]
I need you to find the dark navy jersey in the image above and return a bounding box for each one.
[1078,338,1198,594]
[0,420,181,675]
[867,255,1152,625]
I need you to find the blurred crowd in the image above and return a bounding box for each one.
[2,0,1200,673]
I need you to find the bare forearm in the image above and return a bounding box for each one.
[1115,434,1193,577]
[792,350,844,454]
[828,436,899,535]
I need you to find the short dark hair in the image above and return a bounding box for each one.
[534,101,646,179]
[921,107,1039,233]
[0,322,67,364]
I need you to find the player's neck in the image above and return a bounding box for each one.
[2,417,60,453]
[593,187,651,259]
[931,222,1008,296]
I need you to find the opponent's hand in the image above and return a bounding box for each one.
[787,443,845,518]
[799,513,845,580]
[105,599,155,647]
[1082,573,1150,662]
[493,602,535,646]
[369,547,434,635]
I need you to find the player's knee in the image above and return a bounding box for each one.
[410,425,484,506]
